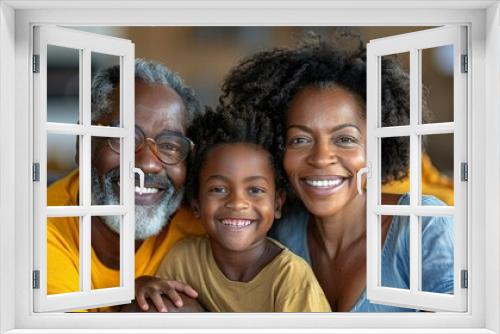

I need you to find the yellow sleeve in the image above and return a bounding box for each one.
[46,172,82,295]
[47,218,80,295]
[46,171,82,296]
[47,217,90,312]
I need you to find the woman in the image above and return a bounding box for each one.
[219,35,454,312]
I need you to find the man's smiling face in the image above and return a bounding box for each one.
[91,80,189,239]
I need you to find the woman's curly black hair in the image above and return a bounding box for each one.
[219,32,428,184]
[186,104,286,203]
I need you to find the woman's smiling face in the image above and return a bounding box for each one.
[283,86,366,218]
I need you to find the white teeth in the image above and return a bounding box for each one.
[220,219,253,228]
[305,179,342,188]
[115,181,159,194]
[135,186,159,194]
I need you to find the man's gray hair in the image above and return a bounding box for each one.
[91,58,201,126]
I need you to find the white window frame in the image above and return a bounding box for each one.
[365,25,467,312]
[32,25,136,312]
[0,1,499,333]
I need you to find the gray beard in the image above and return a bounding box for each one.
[91,166,184,240]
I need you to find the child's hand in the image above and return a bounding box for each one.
[135,275,198,312]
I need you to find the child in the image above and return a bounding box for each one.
[134,107,331,312]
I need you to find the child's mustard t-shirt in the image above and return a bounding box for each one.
[156,236,332,312]
[46,169,206,312]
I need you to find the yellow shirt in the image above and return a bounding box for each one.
[156,236,332,312]
[47,170,206,311]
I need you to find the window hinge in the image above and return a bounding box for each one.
[461,162,468,181]
[33,270,40,289]
[461,54,468,73]
[32,55,40,73]
[33,163,40,182]
[461,269,468,289]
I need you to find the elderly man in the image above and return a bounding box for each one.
[47,59,206,312]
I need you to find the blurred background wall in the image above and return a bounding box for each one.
[47,26,454,186]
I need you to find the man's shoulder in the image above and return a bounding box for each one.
[168,205,206,236]
[46,216,80,255]
[47,215,79,236]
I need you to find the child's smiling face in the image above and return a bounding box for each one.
[192,142,283,252]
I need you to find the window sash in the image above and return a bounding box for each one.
[32,25,136,312]
[366,25,468,312]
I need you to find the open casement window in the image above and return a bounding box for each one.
[33,26,136,312]
[365,25,468,312]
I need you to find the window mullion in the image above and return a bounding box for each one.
[409,47,422,294]
[120,51,135,292]
[79,214,91,292]
[366,45,381,294]
[409,214,420,292]
[409,48,420,206]
[80,48,92,294]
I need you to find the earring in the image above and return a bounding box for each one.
[356,165,371,195]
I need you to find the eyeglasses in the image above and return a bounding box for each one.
[107,126,194,165]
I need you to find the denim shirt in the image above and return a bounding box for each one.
[269,194,454,312]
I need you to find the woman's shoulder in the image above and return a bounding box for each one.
[268,203,310,262]
[397,193,448,206]
[394,194,452,230]
[388,194,453,254]
[270,203,309,236]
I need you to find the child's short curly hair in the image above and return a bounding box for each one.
[219,33,428,184]
[186,105,286,203]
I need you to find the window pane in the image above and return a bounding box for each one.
[381,52,410,127]
[421,45,454,124]
[380,215,410,290]
[47,45,80,124]
[47,216,81,295]
[47,133,80,205]
[91,52,121,127]
[91,136,122,206]
[420,215,454,294]
[422,134,454,206]
[380,137,410,205]
[91,216,121,291]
